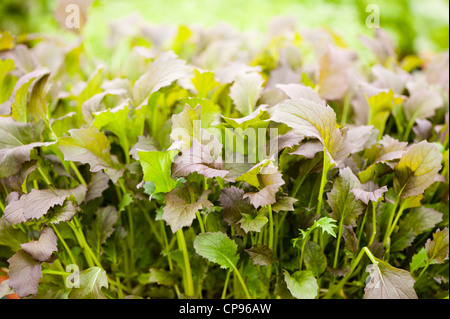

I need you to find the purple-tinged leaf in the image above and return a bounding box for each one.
[20,226,58,262]
[7,250,43,298]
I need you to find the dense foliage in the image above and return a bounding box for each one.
[0,3,448,299]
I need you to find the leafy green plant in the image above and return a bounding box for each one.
[0,3,448,300]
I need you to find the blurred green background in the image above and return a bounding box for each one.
[1,0,449,58]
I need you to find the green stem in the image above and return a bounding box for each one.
[383,197,405,247]
[51,224,77,265]
[403,118,415,141]
[333,218,345,269]
[299,238,308,270]
[416,261,430,281]
[229,263,251,299]
[196,211,206,233]
[221,270,231,299]
[316,152,332,217]
[341,91,353,124]
[69,162,88,187]
[266,205,274,278]
[37,166,53,188]
[368,201,377,246]
[357,206,369,248]
[176,229,195,297]
[325,246,374,298]
[382,194,401,247]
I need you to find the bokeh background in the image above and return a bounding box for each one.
[1,0,449,60]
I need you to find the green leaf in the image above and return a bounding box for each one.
[327,167,365,227]
[68,267,109,299]
[425,228,449,264]
[93,100,141,157]
[241,163,285,209]
[311,217,338,238]
[191,69,220,98]
[283,270,318,299]
[5,69,50,122]
[367,89,396,137]
[138,149,179,194]
[393,141,442,198]
[364,259,418,299]
[28,70,50,123]
[410,248,429,273]
[194,232,239,270]
[86,206,119,257]
[270,98,347,164]
[0,117,54,178]
[169,103,202,149]
[133,52,191,106]
[0,218,29,251]
[303,241,327,277]
[218,186,254,236]
[181,97,220,129]
[272,196,297,212]
[229,72,264,116]
[245,244,274,266]
[162,186,212,233]
[58,125,123,183]
[238,212,268,233]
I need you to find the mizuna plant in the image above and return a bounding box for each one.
[0,5,448,300]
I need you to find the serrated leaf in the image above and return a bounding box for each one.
[162,186,212,233]
[393,141,442,198]
[270,98,347,164]
[191,69,220,98]
[20,226,57,262]
[242,164,285,209]
[245,244,274,266]
[4,186,86,225]
[139,149,179,194]
[425,228,449,264]
[303,241,327,277]
[364,259,418,299]
[218,186,254,236]
[68,267,108,299]
[7,69,50,122]
[93,99,140,153]
[81,89,127,123]
[7,250,43,298]
[0,117,54,178]
[409,248,429,273]
[85,172,110,202]
[327,167,365,227]
[238,213,268,233]
[272,196,297,212]
[130,135,158,160]
[58,125,123,183]
[171,139,228,179]
[146,268,178,286]
[283,270,318,299]
[229,72,264,116]
[351,181,388,205]
[194,232,239,269]
[86,206,119,257]
[133,52,191,106]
